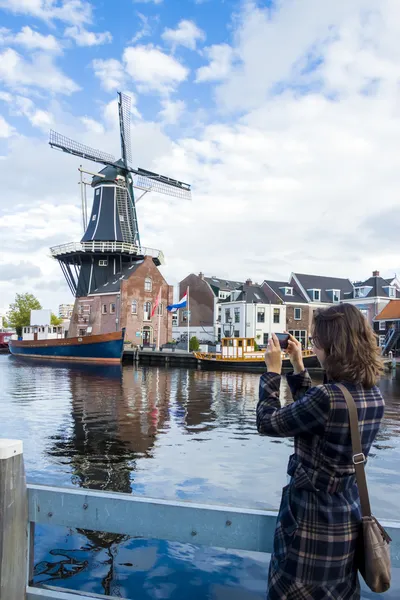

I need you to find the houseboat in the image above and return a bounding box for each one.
[194,337,319,371]
[9,312,125,364]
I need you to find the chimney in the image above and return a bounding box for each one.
[373,270,380,277]
[245,278,252,286]
[199,272,204,280]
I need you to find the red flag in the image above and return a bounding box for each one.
[151,288,162,317]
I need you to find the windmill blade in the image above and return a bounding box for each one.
[131,167,192,200]
[118,92,132,167]
[49,130,116,166]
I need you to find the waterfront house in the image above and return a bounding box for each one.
[173,273,243,342]
[68,256,173,347]
[219,280,286,344]
[343,270,400,327]
[262,273,353,348]
[373,300,400,355]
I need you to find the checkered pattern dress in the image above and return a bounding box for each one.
[257,370,385,600]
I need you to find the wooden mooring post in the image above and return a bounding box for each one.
[0,439,28,600]
[1,438,400,599]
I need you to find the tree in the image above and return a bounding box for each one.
[6,293,42,337]
[189,336,200,352]
[51,313,63,326]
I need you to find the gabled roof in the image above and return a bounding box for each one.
[263,280,307,304]
[90,261,143,295]
[375,300,400,321]
[219,283,270,304]
[204,276,243,294]
[292,273,353,303]
[344,275,400,300]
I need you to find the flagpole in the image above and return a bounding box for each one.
[157,291,161,351]
[187,286,190,352]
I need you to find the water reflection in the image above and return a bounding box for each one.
[1,356,400,596]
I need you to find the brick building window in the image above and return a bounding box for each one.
[273,308,280,324]
[289,329,307,349]
[144,278,152,292]
[102,304,107,314]
[144,302,152,320]
[110,303,116,314]
[294,307,302,320]
[131,300,137,314]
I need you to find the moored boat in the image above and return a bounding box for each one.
[194,336,320,371]
[9,330,125,364]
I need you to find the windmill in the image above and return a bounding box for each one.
[49,92,191,298]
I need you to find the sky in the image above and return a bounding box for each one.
[1,0,400,314]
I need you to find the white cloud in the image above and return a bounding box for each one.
[92,58,125,92]
[15,96,54,129]
[81,116,105,135]
[0,115,14,137]
[0,0,92,25]
[0,25,62,52]
[132,0,163,4]
[161,19,205,51]
[196,44,234,82]
[131,12,154,44]
[123,44,189,93]
[0,48,80,94]
[64,25,112,46]
[158,99,186,125]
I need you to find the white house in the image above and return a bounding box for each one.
[219,283,286,344]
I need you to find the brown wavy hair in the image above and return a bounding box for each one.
[311,303,383,388]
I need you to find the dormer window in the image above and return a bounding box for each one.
[308,289,321,302]
[327,289,340,302]
[279,286,293,296]
[387,287,396,298]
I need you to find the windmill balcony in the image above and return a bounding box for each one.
[50,241,165,265]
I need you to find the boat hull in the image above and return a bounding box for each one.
[8,330,124,364]
[195,354,320,372]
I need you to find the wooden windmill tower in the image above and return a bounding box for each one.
[49,92,191,298]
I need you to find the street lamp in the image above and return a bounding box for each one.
[223,316,234,337]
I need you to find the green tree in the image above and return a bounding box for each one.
[51,313,63,326]
[189,335,200,352]
[6,293,42,337]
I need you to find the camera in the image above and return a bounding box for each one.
[275,333,290,350]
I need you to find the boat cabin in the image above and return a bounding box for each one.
[21,325,65,341]
[221,337,259,359]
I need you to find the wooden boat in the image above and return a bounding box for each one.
[9,329,125,364]
[194,336,320,371]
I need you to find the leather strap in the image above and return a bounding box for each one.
[336,383,372,517]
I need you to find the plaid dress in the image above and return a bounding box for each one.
[257,370,384,600]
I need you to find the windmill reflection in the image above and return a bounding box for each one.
[40,364,172,594]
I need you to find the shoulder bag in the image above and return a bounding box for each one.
[336,384,391,593]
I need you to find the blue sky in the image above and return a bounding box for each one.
[1,0,400,312]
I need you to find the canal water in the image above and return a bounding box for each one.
[1,355,400,598]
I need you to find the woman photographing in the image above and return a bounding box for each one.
[257,303,384,600]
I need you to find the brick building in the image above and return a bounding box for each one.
[68,256,173,347]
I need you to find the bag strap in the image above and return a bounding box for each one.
[336,383,372,517]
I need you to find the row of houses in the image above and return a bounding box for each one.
[173,270,400,355]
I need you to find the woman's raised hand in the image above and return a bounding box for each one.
[264,333,282,374]
[286,333,305,375]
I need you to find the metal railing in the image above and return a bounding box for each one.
[1,440,399,599]
[50,242,165,265]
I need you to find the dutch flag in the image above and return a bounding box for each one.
[167,290,188,312]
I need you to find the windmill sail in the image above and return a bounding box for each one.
[49,130,116,165]
[118,92,132,167]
